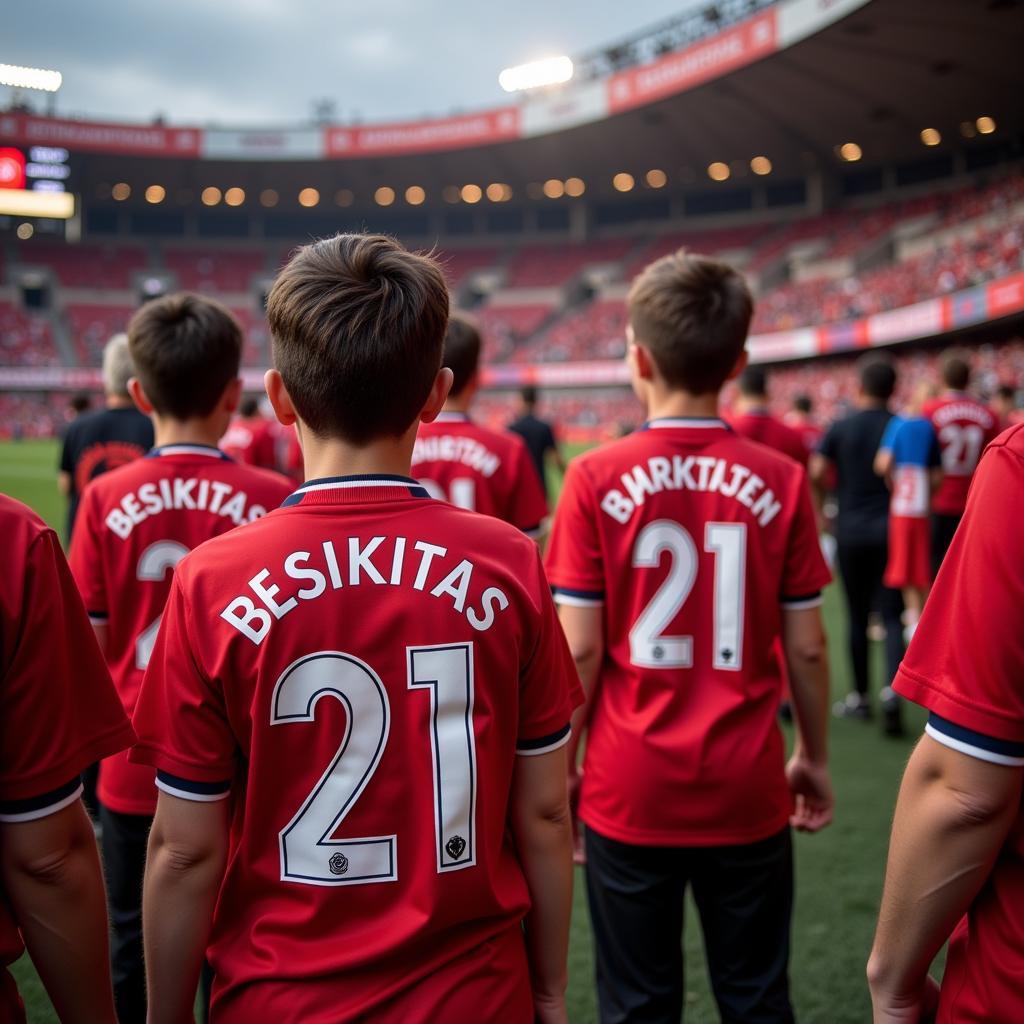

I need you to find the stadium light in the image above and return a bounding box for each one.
[499,56,573,93]
[565,177,586,197]
[543,178,565,199]
[645,169,667,188]
[612,172,635,193]
[0,63,62,93]
[375,186,396,207]
[976,116,996,135]
[707,162,730,182]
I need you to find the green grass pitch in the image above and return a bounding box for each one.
[0,438,932,1022]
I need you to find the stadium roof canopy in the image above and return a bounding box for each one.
[2,0,1021,217]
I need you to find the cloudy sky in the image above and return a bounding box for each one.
[8,0,702,126]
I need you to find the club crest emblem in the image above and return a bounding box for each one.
[445,835,467,861]
[328,852,349,876]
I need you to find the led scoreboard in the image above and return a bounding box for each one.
[0,144,74,218]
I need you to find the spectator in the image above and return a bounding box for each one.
[59,334,153,540]
[507,385,566,498]
[812,356,905,731]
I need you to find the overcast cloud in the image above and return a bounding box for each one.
[7,0,702,126]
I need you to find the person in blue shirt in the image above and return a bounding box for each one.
[875,388,943,641]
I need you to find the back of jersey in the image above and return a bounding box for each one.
[412,413,547,536]
[546,417,830,847]
[924,394,999,515]
[131,476,579,1020]
[69,444,292,816]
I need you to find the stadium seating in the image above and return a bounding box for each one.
[15,241,148,289]
[162,247,268,292]
[0,302,59,367]
[503,239,636,288]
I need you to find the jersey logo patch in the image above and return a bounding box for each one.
[328,852,349,876]
[445,835,467,861]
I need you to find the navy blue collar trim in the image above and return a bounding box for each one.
[147,443,232,460]
[642,417,730,431]
[282,473,431,507]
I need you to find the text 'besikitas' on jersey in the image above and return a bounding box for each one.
[221,536,510,646]
[600,455,783,527]
[103,477,271,539]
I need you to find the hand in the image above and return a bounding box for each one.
[568,768,585,865]
[870,973,940,1023]
[786,755,833,832]
[533,991,569,1024]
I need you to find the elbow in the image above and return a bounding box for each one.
[150,834,222,878]
[945,783,1012,829]
[16,844,80,888]
[570,642,601,673]
[787,633,827,667]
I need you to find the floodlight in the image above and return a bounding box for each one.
[499,56,573,93]
[0,63,62,92]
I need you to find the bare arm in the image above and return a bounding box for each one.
[57,471,71,497]
[781,605,833,832]
[874,449,894,481]
[510,747,574,1024]
[143,792,230,1024]
[557,603,604,862]
[868,736,1022,1021]
[0,800,117,1024]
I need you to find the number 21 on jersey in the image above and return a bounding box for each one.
[271,642,477,887]
[629,519,747,672]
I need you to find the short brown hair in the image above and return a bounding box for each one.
[628,250,752,395]
[268,234,450,444]
[128,293,242,419]
[941,351,970,391]
[443,313,481,395]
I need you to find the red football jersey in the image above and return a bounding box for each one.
[130,474,581,1021]
[220,416,278,469]
[69,444,292,816]
[545,417,831,846]
[0,495,134,1020]
[893,424,1024,1023]
[727,409,809,466]
[922,392,998,515]
[412,413,548,536]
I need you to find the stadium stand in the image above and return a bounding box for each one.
[0,302,59,367]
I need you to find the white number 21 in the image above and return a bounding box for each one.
[629,520,746,672]
[271,643,476,886]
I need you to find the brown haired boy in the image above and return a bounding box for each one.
[131,235,580,1023]
[412,312,548,536]
[546,250,833,1022]
[68,292,292,1022]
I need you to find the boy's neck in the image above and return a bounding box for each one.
[301,431,416,482]
[646,390,721,421]
[442,392,473,414]
[152,416,226,450]
[733,394,768,415]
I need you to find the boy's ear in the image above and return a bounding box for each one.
[128,377,154,416]
[631,341,656,382]
[264,369,297,427]
[420,367,455,424]
[725,349,749,382]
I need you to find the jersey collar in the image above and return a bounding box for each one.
[147,443,232,460]
[434,411,471,423]
[282,473,431,508]
[643,417,731,431]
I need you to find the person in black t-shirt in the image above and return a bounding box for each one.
[59,333,153,540]
[811,356,904,732]
[507,385,565,499]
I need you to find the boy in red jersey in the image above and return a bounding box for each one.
[68,294,292,1023]
[546,251,833,1023]
[727,364,809,465]
[412,313,548,537]
[220,395,278,468]
[869,423,1024,1023]
[921,352,998,573]
[131,235,580,1023]
[1,493,135,1023]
